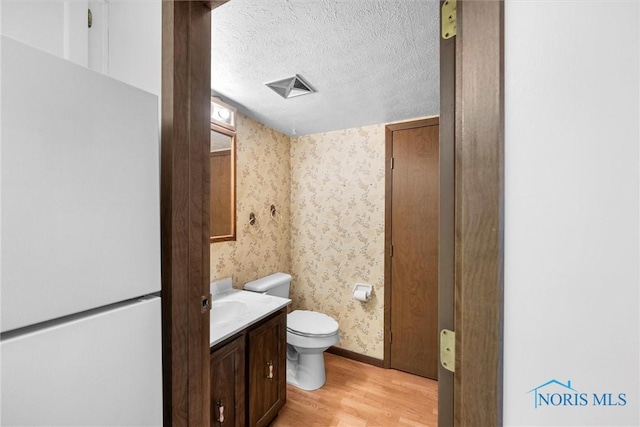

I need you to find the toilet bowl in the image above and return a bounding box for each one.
[243,273,340,391]
[286,310,339,391]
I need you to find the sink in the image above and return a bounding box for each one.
[209,289,291,347]
[210,300,248,326]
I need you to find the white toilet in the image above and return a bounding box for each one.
[244,273,339,391]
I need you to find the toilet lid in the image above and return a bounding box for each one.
[287,310,339,337]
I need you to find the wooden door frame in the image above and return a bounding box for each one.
[450,1,505,425]
[161,1,228,425]
[162,0,504,425]
[383,116,441,371]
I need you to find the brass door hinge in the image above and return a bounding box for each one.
[442,0,457,40]
[440,329,455,372]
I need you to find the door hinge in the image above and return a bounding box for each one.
[390,245,394,257]
[390,157,395,170]
[389,331,392,343]
[440,329,455,372]
[88,8,93,28]
[441,0,457,40]
[201,293,212,313]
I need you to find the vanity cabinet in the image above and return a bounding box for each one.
[210,335,245,427]
[248,312,287,427]
[210,308,287,427]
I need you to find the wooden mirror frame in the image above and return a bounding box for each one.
[210,123,236,243]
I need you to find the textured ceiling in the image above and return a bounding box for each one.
[211,0,440,137]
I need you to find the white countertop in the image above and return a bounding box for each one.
[209,289,291,347]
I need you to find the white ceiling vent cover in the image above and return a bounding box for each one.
[265,74,317,99]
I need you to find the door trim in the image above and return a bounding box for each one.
[197,1,505,425]
[383,116,441,369]
[161,1,213,425]
[453,2,505,425]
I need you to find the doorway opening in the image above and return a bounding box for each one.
[205,1,504,426]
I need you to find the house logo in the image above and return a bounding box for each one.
[527,379,627,409]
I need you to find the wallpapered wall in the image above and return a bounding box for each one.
[210,116,386,360]
[290,125,386,360]
[210,113,291,287]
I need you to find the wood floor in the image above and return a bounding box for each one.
[271,353,438,427]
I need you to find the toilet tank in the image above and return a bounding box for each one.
[243,273,291,298]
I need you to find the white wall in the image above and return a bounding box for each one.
[1,0,161,97]
[107,1,161,96]
[2,1,66,59]
[2,1,89,67]
[504,1,639,425]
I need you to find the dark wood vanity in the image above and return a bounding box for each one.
[210,307,287,427]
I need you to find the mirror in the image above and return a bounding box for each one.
[210,124,236,242]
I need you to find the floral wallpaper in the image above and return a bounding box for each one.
[210,116,387,360]
[210,113,291,288]
[290,125,386,360]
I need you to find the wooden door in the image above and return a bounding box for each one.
[388,119,440,380]
[248,310,286,427]
[210,336,246,427]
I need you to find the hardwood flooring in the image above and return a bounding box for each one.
[271,353,438,427]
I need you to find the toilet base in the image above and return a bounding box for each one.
[286,348,327,391]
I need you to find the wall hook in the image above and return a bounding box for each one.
[249,212,256,226]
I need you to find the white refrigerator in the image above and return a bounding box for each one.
[1,37,163,426]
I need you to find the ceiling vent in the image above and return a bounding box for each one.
[265,74,317,99]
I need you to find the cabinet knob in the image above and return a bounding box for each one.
[266,361,274,380]
[216,401,225,424]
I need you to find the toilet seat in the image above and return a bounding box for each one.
[287,310,338,338]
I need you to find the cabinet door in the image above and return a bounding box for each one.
[248,310,287,427]
[211,336,245,427]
